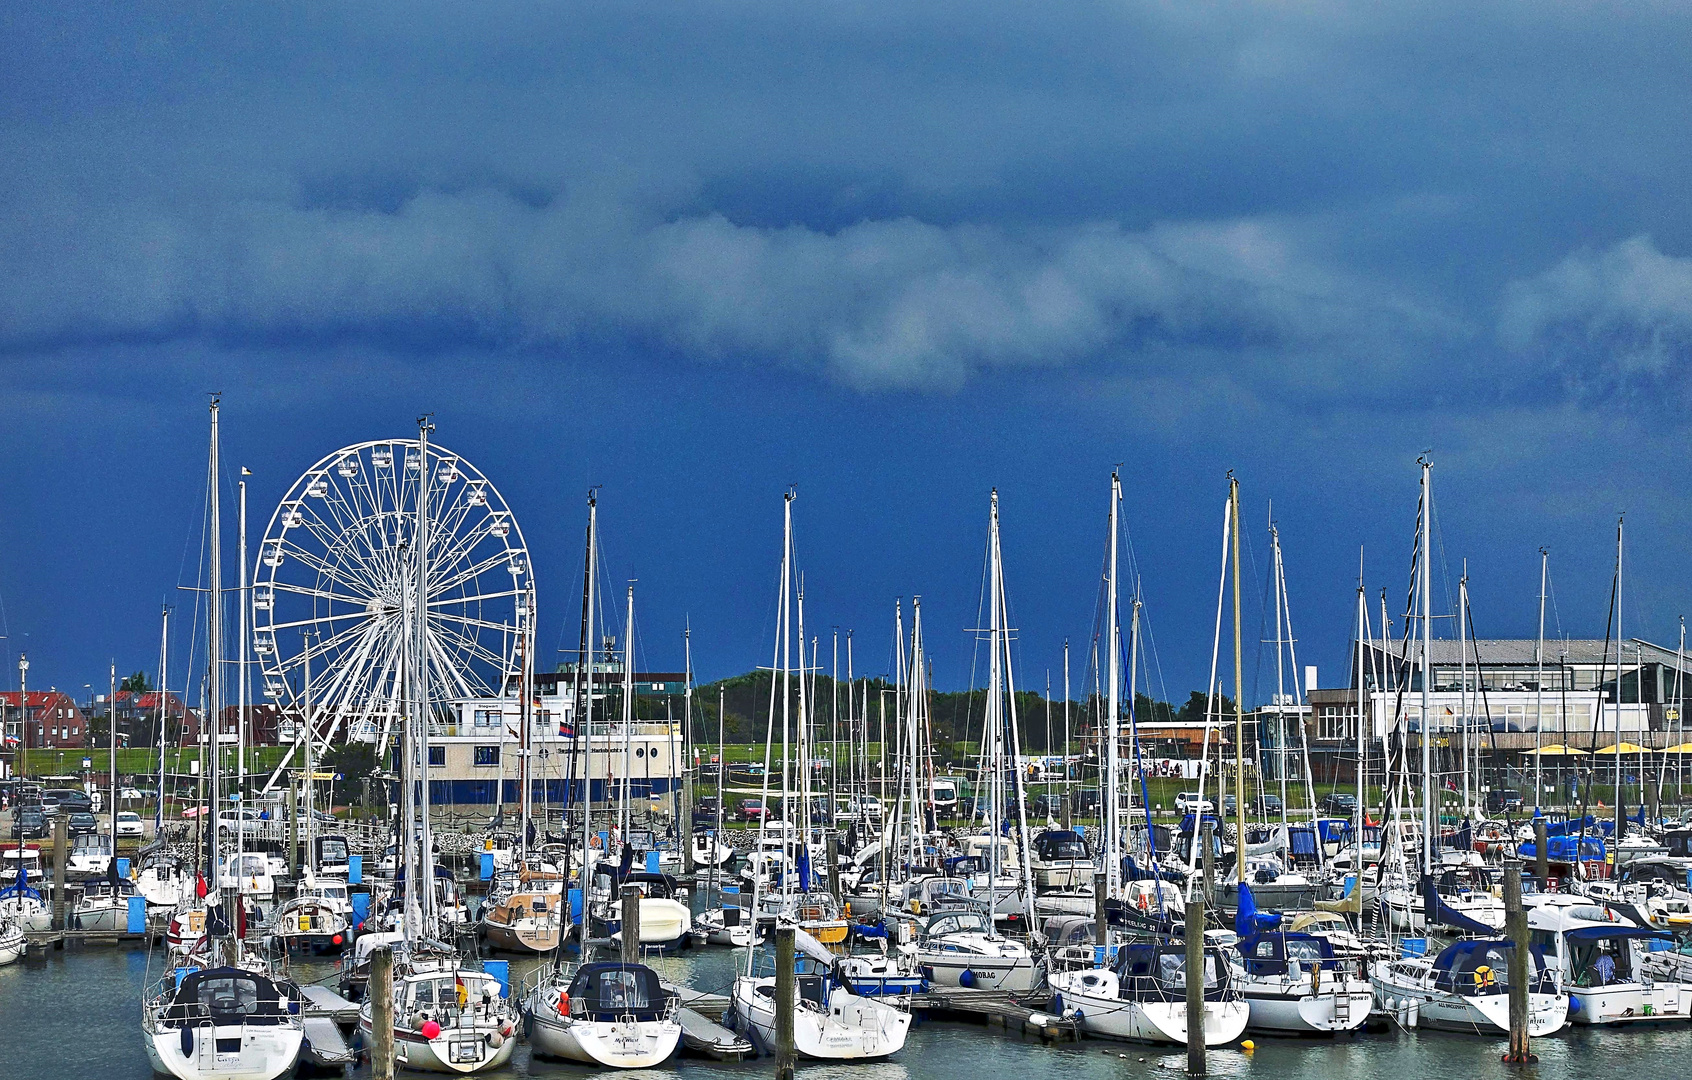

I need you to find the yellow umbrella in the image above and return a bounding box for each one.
[1594,742,1648,754]
[1659,743,1692,754]
[1524,744,1588,755]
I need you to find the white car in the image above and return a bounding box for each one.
[115,811,145,838]
[1175,792,1214,814]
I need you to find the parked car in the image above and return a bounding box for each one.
[11,808,47,839]
[1318,792,1358,817]
[37,794,61,817]
[216,808,263,836]
[47,788,92,814]
[66,810,98,836]
[1175,792,1215,814]
[1250,794,1284,816]
[1484,788,1524,813]
[1223,794,1238,817]
[115,810,145,838]
[737,798,768,822]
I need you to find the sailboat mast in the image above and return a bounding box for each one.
[413,417,436,935]
[1615,516,1624,836]
[156,606,169,832]
[238,475,248,828]
[1536,549,1547,810]
[1459,567,1470,815]
[1230,474,1246,884]
[1272,519,1287,823]
[580,494,598,877]
[519,586,533,854]
[987,491,1003,919]
[622,584,635,841]
[109,662,117,853]
[1418,460,1433,870]
[1354,565,1368,870]
[303,632,315,873]
[207,397,224,923]
[1105,471,1121,899]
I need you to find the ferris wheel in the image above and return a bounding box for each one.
[252,433,533,774]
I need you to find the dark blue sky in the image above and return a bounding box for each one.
[2,3,1690,705]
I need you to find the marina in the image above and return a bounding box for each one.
[4,424,1692,1080]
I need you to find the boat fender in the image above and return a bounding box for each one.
[1569,996,1581,1013]
[959,968,976,988]
[1051,992,1063,1014]
[179,1025,194,1058]
[500,1020,515,1037]
[421,1020,442,1040]
[487,1031,504,1050]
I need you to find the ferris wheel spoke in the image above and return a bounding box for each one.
[433,612,529,636]
[262,609,377,636]
[424,515,504,585]
[430,549,519,598]
[428,585,527,609]
[279,540,383,597]
[269,582,373,607]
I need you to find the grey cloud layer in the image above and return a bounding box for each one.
[2,1,1689,405]
[0,188,1453,392]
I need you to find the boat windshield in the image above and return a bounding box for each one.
[1036,832,1091,860]
[927,911,990,937]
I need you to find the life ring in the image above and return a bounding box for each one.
[1474,965,1496,990]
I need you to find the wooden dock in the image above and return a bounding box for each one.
[911,986,1082,1041]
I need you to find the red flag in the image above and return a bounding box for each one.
[195,874,208,899]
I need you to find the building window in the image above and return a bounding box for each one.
[427,746,446,767]
[474,745,500,767]
[473,709,501,728]
[1317,706,1358,742]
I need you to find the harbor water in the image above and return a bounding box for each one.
[7,942,1692,1080]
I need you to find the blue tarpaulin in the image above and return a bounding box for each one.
[1234,882,1283,936]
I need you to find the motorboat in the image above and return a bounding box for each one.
[1049,941,1249,1045]
[910,906,1038,992]
[594,871,692,951]
[691,830,734,869]
[67,832,115,879]
[522,961,682,1068]
[141,964,305,1080]
[1530,898,1692,1023]
[217,852,276,902]
[73,872,140,931]
[265,894,350,954]
[1370,938,1566,1036]
[1029,829,1097,891]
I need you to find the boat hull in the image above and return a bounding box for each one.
[1050,971,1247,1046]
[528,1010,681,1068]
[732,978,910,1060]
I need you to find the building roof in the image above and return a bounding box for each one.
[1361,637,1689,669]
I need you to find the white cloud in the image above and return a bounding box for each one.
[1500,235,1692,400]
[0,186,1448,394]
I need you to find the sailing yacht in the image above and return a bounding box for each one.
[141,399,304,1080]
[1050,941,1249,1045]
[522,962,683,1067]
[729,490,911,1062]
[910,906,1039,991]
[731,925,911,1060]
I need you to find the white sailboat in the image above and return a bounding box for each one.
[141,398,304,1080]
[524,961,682,1067]
[353,419,518,1074]
[730,490,910,1061]
[914,490,1038,991]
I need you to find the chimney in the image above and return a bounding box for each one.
[1304,666,1318,694]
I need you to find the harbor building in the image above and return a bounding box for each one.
[426,657,688,809]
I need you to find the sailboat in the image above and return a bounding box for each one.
[730,490,910,1060]
[478,591,566,955]
[912,491,1038,992]
[354,419,518,1074]
[141,398,305,1080]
